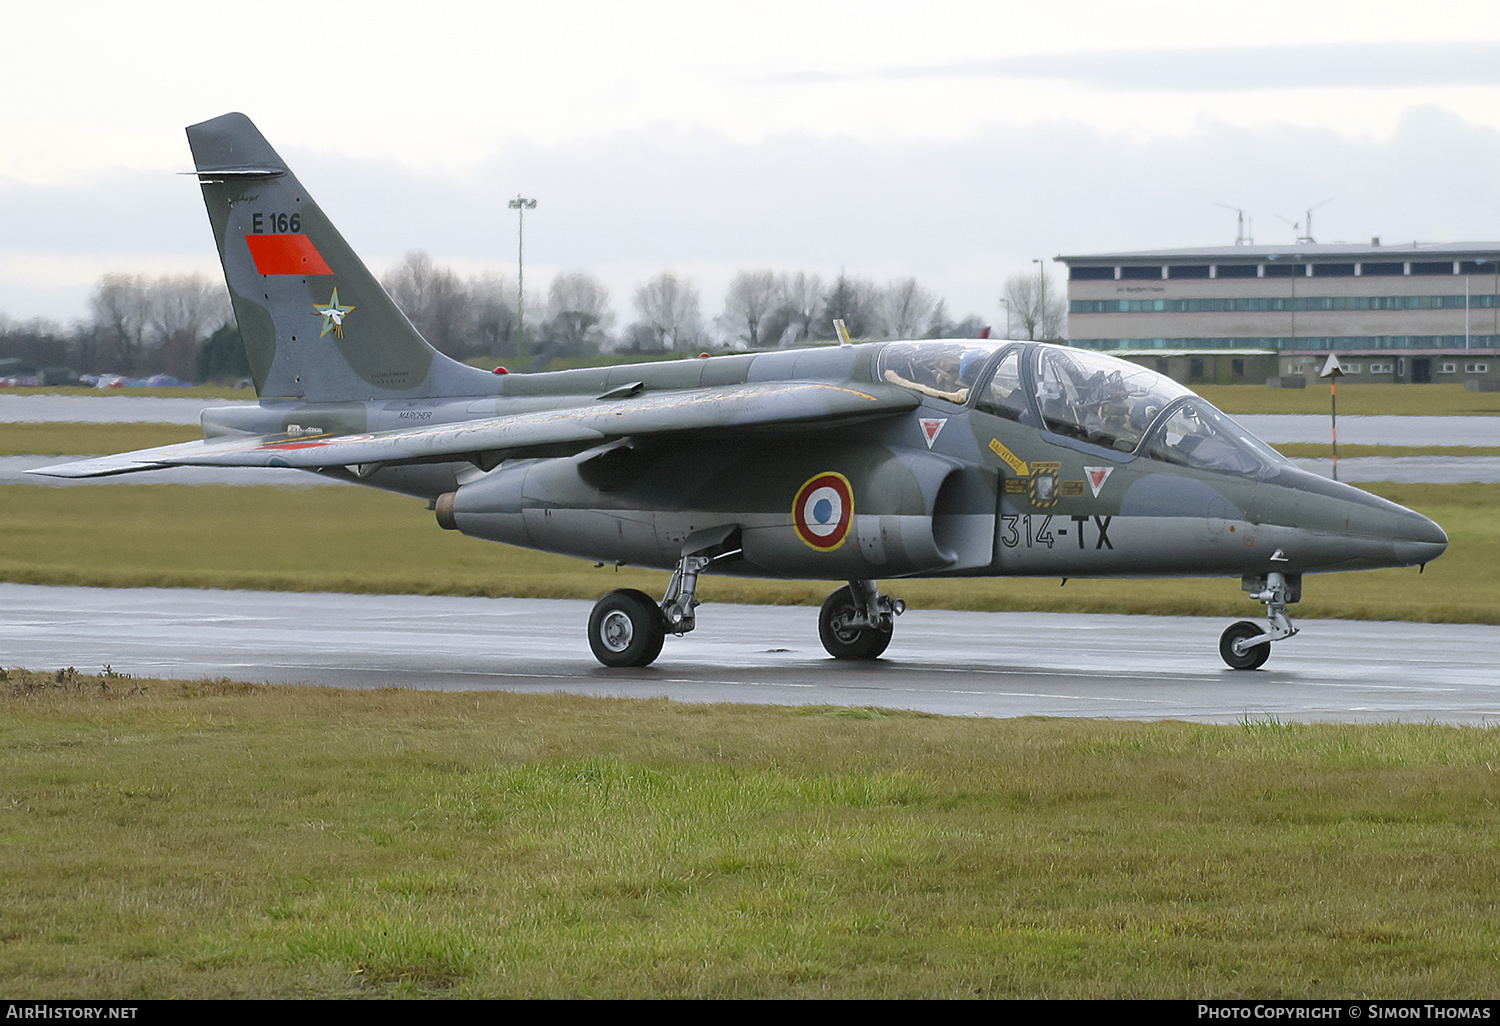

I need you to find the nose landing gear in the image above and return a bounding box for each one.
[1220,571,1300,670]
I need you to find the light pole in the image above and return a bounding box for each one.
[508,194,537,362]
[1032,258,1046,340]
[999,298,1012,339]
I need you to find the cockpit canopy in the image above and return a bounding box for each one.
[876,340,1286,477]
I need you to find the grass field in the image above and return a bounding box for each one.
[0,384,256,399]
[1194,382,1500,416]
[10,420,1500,461]
[5,378,1500,413]
[5,389,1496,1001]
[2,672,1496,999]
[0,422,200,456]
[0,481,1491,622]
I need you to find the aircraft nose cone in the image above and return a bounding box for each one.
[1393,510,1448,566]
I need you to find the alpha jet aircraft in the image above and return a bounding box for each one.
[35,113,1448,670]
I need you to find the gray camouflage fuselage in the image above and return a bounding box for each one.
[198,338,1446,585]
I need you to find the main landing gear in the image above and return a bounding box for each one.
[587,554,906,667]
[818,580,905,660]
[1219,571,1299,670]
[587,545,729,668]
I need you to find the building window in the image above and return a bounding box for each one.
[1214,264,1258,279]
[1360,262,1405,276]
[1312,263,1356,277]
[1410,261,1455,275]
[1369,362,1393,373]
[1466,363,1489,374]
[1168,265,1210,279]
[1190,358,1205,381]
[1119,265,1164,280]
[1263,263,1301,278]
[1460,261,1499,275]
[1342,363,1361,374]
[1440,363,1458,374]
[1069,266,1115,281]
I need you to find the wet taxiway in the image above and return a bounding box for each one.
[4,583,1494,725]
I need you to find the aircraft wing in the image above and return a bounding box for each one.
[30,380,919,479]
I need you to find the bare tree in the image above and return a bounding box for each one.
[772,271,823,345]
[1002,269,1066,341]
[543,272,613,355]
[883,278,937,340]
[466,271,517,358]
[89,274,150,374]
[0,316,73,380]
[633,272,703,351]
[720,270,778,349]
[820,274,884,339]
[145,275,230,381]
[382,250,470,357]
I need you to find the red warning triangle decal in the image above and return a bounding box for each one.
[1084,466,1113,497]
[919,418,947,449]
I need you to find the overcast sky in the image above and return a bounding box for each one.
[7,0,1500,336]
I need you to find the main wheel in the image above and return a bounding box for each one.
[818,585,894,660]
[1219,620,1271,670]
[589,589,666,668]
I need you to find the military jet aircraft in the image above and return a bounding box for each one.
[35,113,1449,671]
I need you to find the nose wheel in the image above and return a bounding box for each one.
[1220,572,1299,670]
[1219,620,1271,670]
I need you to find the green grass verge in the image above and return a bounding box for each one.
[1271,443,1500,458]
[1195,382,1500,416]
[1,422,201,456]
[8,379,1496,413]
[2,672,1497,999]
[1,482,1492,623]
[11,422,1500,461]
[1,384,254,399]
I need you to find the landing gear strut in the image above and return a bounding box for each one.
[1220,571,1299,670]
[819,580,904,660]
[587,531,742,668]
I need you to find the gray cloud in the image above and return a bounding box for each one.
[7,106,1500,327]
[763,42,1500,91]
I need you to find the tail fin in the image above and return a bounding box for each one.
[187,113,496,401]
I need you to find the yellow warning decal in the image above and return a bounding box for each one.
[988,438,1029,476]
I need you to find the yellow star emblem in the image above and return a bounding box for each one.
[314,288,355,338]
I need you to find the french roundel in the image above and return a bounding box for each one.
[793,472,853,551]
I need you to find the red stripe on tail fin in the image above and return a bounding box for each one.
[245,234,333,275]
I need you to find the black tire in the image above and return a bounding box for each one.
[1219,620,1271,670]
[588,589,666,668]
[818,585,894,660]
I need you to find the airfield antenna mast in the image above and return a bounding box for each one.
[1277,198,1333,246]
[1303,197,1334,245]
[508,194,538,362]
[1214,202,1254,245]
